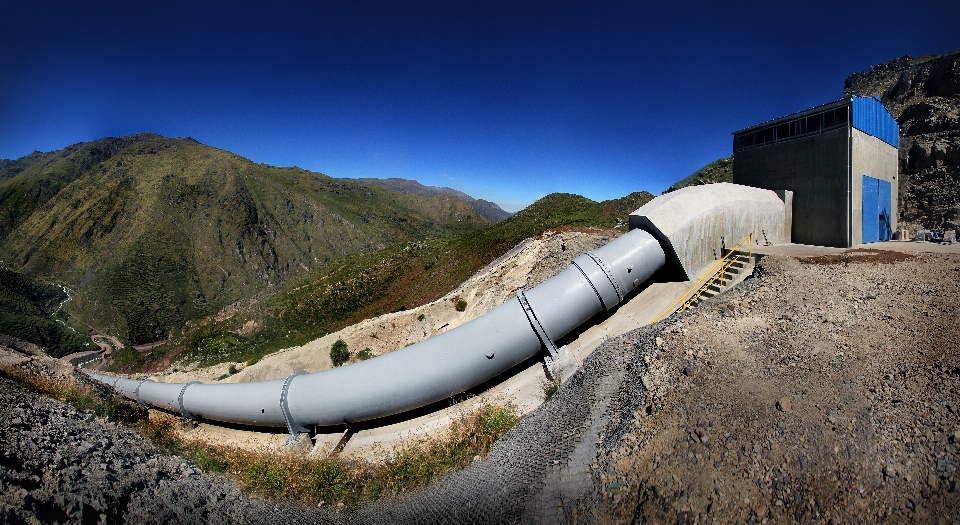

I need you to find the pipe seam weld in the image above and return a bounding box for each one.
[585,251,623,303]
[133,379,150,405]
[571,259,607,309]
[178,381,200,420]
[516,288,559,359]
[280,371,309,440]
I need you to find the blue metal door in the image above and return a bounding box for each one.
[862,176,879,243]
[878,179,892,241]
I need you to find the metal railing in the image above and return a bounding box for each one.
[652,232,754,323]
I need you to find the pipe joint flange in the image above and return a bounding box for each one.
[178,381,201,420]
[133,379,151,405]
[517,288,559,359]
[585,251,623,304]
[571,259,606,309]
[280,371,309,442]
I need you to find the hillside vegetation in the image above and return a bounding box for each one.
[344,177,512,223]
[664,156,733,193]
[0,134,491,347]
[108,191,654,372]
[0,266,92,357]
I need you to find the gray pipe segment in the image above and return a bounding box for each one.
[86,228,666,430]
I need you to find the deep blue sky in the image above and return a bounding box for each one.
[2,1,958,211]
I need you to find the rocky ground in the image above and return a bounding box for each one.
[597,248,960,524]
[1,246,958,524]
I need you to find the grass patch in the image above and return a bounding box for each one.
[542,379,561,400]
[145,402,518,507]
[197,333,242,357]
[356,348,373,361]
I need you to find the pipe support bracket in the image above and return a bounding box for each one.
[517,288,559,360]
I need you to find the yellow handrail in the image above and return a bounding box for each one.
[652,232,754,323]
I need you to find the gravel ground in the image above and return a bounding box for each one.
[0,371,292,524]
[597,249,960,524]
[1,247,958,524]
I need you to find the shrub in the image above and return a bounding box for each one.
[330,339,350,367]
[245,356,260,366]
[417,314,425,322]
[357,348,373,361]
[228,364,238,375]
[454,298,467,312]
[542,379,561,400]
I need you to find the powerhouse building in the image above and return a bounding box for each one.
[732,96,899,247]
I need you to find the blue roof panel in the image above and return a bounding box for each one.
[852,96,899,148]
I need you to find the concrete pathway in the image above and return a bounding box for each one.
[754,240,960,257]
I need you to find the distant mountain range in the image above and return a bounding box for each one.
[0,134,495,344]
[5,50,957,358]
[107,191,654,373]
[344,178,512,223]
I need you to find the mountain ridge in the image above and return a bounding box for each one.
[343,177,512,223]
[0,134,492,345]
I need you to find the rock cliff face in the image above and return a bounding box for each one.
[845,51,960,230]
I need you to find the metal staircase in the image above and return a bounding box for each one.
[683,252,754,309]
[653,233,755,322]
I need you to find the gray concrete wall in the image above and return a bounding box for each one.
[629,183,787,279]
[734,127,850,247]
[851,127,899,245]
[774,190,793,243]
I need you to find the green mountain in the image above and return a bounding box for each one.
[0,265,93,357]
[664,157,733,193]
[845,50,960,230]
[0,134,492,346]
[108,191,655,372]
[344,178,513,223]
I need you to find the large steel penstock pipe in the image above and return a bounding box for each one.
[87,228,666,430]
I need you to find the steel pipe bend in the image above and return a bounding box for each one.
[86,228,666,429]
